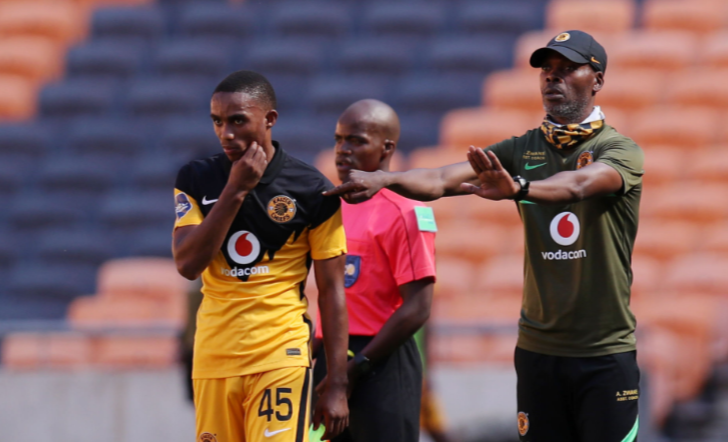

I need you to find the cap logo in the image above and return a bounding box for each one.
[554,33,570,42]
[591,56,601,64]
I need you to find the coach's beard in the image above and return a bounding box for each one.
[544,95,591,125]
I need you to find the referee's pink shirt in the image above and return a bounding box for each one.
[316,189,436,338]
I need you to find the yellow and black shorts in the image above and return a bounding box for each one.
[194,366,311,442]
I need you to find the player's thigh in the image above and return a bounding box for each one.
[514,347,576,442]
[245,366,311,442]
[194,377,247,442]
[575,351,640,442]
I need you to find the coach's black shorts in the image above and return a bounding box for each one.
[514,347,640,442]
[313,335,422,442]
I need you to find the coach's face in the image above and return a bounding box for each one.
[211,91,277,162]
[539,51,603,123]
[334,118,392,184]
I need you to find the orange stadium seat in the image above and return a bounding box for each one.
[0,1,86,47]
[640,146,686,186]
[433,257,477,297]
[68,296,185,329]
[435,220,515,265]
[641,183,728,224]
[407,146,468,169]
[545,0,636,34]
[685,147,728,184]
[629,255,663,299]
[0,74,36,120]
[608,31,698,71]
[701,222,728,255]
[482,69,543,113]
[632,221,698,263]
[468,200,523,229]
[642,0,727,35]
[475,254,523,298]
[440,108,541,149]
[431,292,521,323]
[663,253,728,295]
[703,32,728,69]
[0,37,65,86]
[94,336,179,368]
[596,69,666,114]
[313,149,406,185]
[428,331,517,365]
[665,70,728,109]
[96,257,189,301]
[626,107,718,149]
[1,332,92,369]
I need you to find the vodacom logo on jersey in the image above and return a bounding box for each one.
[542,212,587,260]
[222,230,270,276]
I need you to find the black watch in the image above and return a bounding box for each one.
[512,176,530,201]
[353,353,371,375]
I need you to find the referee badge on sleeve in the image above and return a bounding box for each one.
[175,193,192,219]
[344,255,361,288]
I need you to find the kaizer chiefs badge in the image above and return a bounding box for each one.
[517,412,530,436]
[555,32,570,42]
[576,151,594,170]
[199,433,217,442]
[268,195,297,223]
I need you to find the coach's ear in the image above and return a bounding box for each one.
[593,72,604,95]
[265,109,278,129]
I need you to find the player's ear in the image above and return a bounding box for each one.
[265,109,278,129]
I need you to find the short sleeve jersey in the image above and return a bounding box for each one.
[487,125,644,357]
[174,142,347,379]
[315,189,437,338]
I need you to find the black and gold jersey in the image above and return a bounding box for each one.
[174,142,346,379]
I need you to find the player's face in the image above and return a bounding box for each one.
[539,52,602,122]
[210,92,277,162]
[334,120,387,183]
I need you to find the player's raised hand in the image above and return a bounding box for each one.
[312,380,349,440]
[460,146,519,201]
[228,141,268,193]
[323,169,386,204]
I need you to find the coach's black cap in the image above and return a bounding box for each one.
[529,30,607,73]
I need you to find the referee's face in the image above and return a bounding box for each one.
[210,92,276,162]
[334,119,387,184]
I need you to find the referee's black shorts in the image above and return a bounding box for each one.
[313,335,423,442]
[515,347,640,442]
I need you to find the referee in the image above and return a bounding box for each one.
[326,31,644,442]
[314,99,437,442]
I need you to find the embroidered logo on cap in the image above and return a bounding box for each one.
[555,32,570,42]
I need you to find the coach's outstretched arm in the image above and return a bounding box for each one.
[324,160,479,204]
[461,147,623,204]
[173,143,267,280]
[312,255,350,440]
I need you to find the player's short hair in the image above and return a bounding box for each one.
[213,70,277,110]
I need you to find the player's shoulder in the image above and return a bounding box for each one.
[277,149,335,193]
[177,153,228,180]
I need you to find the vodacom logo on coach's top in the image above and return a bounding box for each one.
[227,230,261,265]
[549,212,580,246]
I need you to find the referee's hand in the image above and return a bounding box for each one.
[312,380,349,440]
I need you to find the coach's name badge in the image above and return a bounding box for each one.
[414,206,437,232]
[267,195,296,223]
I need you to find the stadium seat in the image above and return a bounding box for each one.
[66,117,146,159]
[408,146,468,169]
[632,221,698,263]
[176,2,255,43]
[0,75,36,120]
[640,146,685,186]
[8,192,84,230]
[98,191,173,232]
[630,255,663,299]
[335,38,418,78]
[432,257,477,298]
[1,332,92,370]
[125,79,207,118]
[127,228,173,258]
[7,262,97,300]
[397,113,442,153]
[39,80,118,119]
[701,222,728,255]
[272,116,333,160]
[431,292,522,323]
[642,0,726,35]
[360,3,446,40]
[153,40,230,82]
[0,122,50,162]
[66,40,145,80]
[393,74,482,116]
[0,160,25,197]
[545,0,636,34]
[662,254,728,295]
[244,41,323,78]
[94,336,179,368]
[595,69,666,113]
[308,76,389,116]
[36,230,114,267]
[0,37,64,86]
[435,220,514,265]
[37,157,117,196]
[702,32,728,69]
[268,2,350,41]
[475,255,524,297]
[68,295,182,329]
[91,6,165,44]
[664,70,728,109]
[130,153,181,192]
[440,108,542,149]
[159,117,219,161]
[608,31,698,71]
[685,148,728,184]
[0,2,86,46]
[455,1,544,38]
[482,69,542,113]
[96,257,188,302]
[641,183,728,224]
[627,107,718,149]
[425,36,514,78]
[429,331,518,365]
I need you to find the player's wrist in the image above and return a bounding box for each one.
[221,185,249,202]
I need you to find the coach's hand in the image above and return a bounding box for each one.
[461,146,519,201]
[323,169,386,204]
[228,141,268,194]
[312,381,349,439]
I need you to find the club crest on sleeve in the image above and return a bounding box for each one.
[576,151,594,170]
[175,193,192,219]
[344,255,361,288]
[267,195,297,223]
